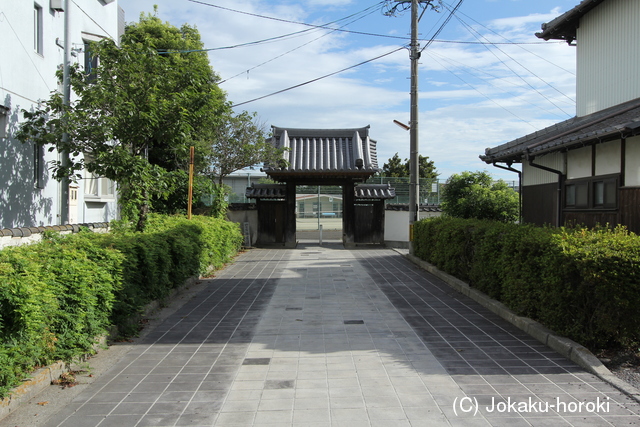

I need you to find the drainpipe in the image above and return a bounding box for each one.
[526,152,564,227]
[492,162,522,223]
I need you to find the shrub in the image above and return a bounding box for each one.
[0,214,243,397]
[440,171,519,222]
[414,217,640,349]
[0,231,122,397]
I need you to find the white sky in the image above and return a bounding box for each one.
[119,0,580,181]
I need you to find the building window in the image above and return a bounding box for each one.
[85,170,115,199]
[33,143,45,189]
[565,176,617,210]
[84,41,98,82]
[34,4,43,54]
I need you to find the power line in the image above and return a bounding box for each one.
[427,50,570,120]
[427,52,539,129]
[233,47,405,107]
[186,0,552,48]
[445,7,573,117]
[220,5,381,83]
[441,1,575,76]
[440,1,575,108]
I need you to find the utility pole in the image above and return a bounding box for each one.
[60,0,71,225]
[408,0,420,227]
[388,1,432,239]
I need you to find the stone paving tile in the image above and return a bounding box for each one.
[41,245,640,427]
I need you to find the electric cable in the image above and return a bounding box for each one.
[232,46,405,107]
[446,8,573,116]
[220,5,381,83]
[441,1,575,76]
[428,50,571,120]
[441,1,575,110]
[426,52,539,129]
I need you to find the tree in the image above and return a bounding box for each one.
[440,171,519,222]
[209,111,281,185]
[17,11,227,230]
[381,152,438,179]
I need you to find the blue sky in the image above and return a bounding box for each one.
[120,0,579,181]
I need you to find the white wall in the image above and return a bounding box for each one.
[384,210,441,247]
[577,0,640,116]
[522,152,565,186]
[0,1,120,229]
[566,146,592,179]
[625,135,640,187]
[595,140,621,176]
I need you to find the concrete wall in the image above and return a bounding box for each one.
[384,209,442,248]
[0,223,109,250]
[0,1,120,229]
[226,208,259,247]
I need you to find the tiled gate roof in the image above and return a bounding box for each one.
[264,126,379,177]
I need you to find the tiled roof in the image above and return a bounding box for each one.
[264,126,379,175]
[245,184,287,199]
[536,0,605,43]
[480,97,640,164]
[355,184,396,199]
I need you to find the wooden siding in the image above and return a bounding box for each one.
[523,183,558,226]
[620,187,640,234]
[577,0,640,116]
[563,212,618,229]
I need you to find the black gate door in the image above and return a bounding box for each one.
[257,200,286,244]
[354,201,384,244]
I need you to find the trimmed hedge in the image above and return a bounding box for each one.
[0,214,242,398]
[101,214,243,335]
[414,217,640,350]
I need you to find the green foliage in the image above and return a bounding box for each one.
[440,171,519,222]
[381,152,438,179]
[414,218,640,349]
[16,11,228,231]
[0,214,242,397]
[208,184,231,219]
[210,111,282,184]
[0,231,122,397]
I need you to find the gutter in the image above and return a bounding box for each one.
[492,162,522,223]
[526,153,564,226]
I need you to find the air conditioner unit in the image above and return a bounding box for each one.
[50,0,64,11]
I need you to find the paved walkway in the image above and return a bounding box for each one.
[40,245,639,426]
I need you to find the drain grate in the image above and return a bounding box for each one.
[344,320,365,325]
[286,307,303,311]
[242,358,271,365]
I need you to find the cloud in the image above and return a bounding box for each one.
[119,1,576,181]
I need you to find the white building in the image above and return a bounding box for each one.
[0,1,123,229]
[482,0,640,233]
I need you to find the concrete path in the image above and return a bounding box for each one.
[36,246,640,426]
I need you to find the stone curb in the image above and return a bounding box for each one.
[0,274,204,423]
[400,251,640,403]
[0,362,67,421]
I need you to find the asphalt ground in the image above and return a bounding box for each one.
[2,245,639,426]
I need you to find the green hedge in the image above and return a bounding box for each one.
[414,217,640,350]
[101,214,243,335]
[0,214,242,398]
[0,232,121,397]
